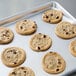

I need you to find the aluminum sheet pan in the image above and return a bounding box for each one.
[0,1,76,76]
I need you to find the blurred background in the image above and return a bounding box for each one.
[0,0,76,20]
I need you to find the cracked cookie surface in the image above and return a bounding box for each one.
[42,52,66,74]
[69,39,76,56]
[42,10,63,24]
[0,27,14,44]
[9,66,35,76]
[55,21,76,39]
[16,20,37,35]
[1,47,26,67]
[30,33,52,52]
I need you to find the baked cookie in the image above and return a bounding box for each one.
[1,47,26,67]
[42,10,63,24]
[30,33,52,52]
[16,19,37,35]
[69,39,76,57]
[9,66,35,76]
[0,27,14,44]
[55,21,76,39]
[42,52,66,74]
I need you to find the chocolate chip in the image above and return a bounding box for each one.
[39,33,41,34]
[7,38,9,39]
[24,20,27,22]
[13,51,17,54]
[56,69,59,71]
[66,32,69,35]
[49,20,50,23]
[21,67,25,69]
[14,62,17,64]
[56,16,59,19]
[58,61,61,64]
[38,47,40,50]
[43,35,46,38]
[20,26,23,29]
[72,31,75,34]
[50,14,53,16]
[3,34,6,36]
[50,52,53,53]
[24,71,26,73]
[7,56,10,58]
[46,15,48,18]
[32,26,35,28]
[63,29,65,31]
[10,50,13,52]
[12,72,16,75]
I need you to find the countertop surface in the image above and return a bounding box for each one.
[0,0,76,20]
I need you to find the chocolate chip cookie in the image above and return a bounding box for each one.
[55,21,76,39]
[42,10,63,24]
[30,33,52,52]
[0,27,14,44]
[9,66,35,76]
[69,39,76,56]
[42,52,66,74]
[1,47,26,67]
[16,19,37,35]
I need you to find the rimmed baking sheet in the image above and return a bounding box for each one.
[0,1,76,76]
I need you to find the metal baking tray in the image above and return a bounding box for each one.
[0,1,76,76]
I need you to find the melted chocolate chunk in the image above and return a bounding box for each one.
[24,71,26,73]
[49,20,50,23]
[66,32,69,35]
[14,62,17,64]
[56,16,59,19]
[13,51,17,54]
[3,34,6,36]
[50,14,53,16]
[20,26,23,29]
[32,26,35,28]
[50,52,53,53]
[7,38,9,39]
[63,29,65,31]
[12,72,16,75]
[72,31,75,34]
[24,20,27,22]
[58,61,61,64]
[10,50,13,52]
[46,15,48,18]
[21,67,25,69]
[39,33,41,34]
[43,35,46,38]
[56,69,59,71]
[38,47,40,50]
